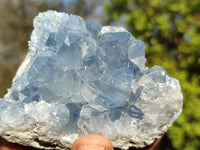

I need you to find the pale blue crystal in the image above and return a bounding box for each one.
[0,11,183,149]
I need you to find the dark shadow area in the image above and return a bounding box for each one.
[0,137,40,150]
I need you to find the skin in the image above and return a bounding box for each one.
[0,134,161,150]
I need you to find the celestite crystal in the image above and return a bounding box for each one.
[0,11,183,149]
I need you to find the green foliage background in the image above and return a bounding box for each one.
[105,0,200,149]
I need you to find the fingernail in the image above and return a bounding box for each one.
[78,144,106,150]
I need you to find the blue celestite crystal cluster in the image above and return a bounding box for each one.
[0,11,183,149]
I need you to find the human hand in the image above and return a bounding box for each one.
[71,135,161,150]
[0,135,161,150]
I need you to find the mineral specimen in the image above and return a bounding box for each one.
[0,11,183,150]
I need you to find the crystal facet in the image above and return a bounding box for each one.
[0,11,183,150]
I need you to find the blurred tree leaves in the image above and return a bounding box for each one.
[105,0,200,149]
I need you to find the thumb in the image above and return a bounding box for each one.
[71,134,114,150]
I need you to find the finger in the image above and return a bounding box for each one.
[71,134,114,150]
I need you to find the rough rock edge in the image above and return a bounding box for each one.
[0,123,164,150]
[0,123,69,150]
